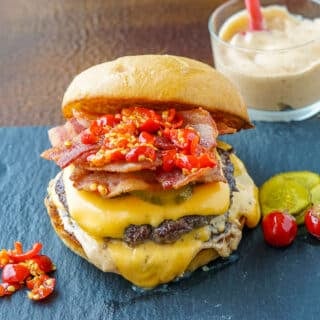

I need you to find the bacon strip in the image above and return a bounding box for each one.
[75,158,162,172]
[69,159,225,197]
[48,118,89,147]
[41,143,99,169]
[179,109,218,150]
[44,108,225,194]
[155,164,225,190]
[70,168,158,198]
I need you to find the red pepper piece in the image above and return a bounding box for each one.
[126,146,156,162]
[162,150,176,172]
[122,107,162,133]
[197,153,216,168]
[2,263,30,283]
[109,149,126,162]
[175,154,199,171]
[90,115,118,136]
[0,250,10,268]
[139,131,155,145]
[139,118,161,133]
[27,275,56,301]
[164,128,199,151]
[170,113,183,128]
[8,242,42,263]
[26,255,56,275]
[13,242,23,254]
[0,282,21,297]
[81,131,99,145]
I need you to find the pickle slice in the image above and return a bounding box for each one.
[311,184,320,205]
[131,185,193,205]
[278,171,320,190]
[293,209,306,225]
[217,140,232,151]
[259,175,310,216]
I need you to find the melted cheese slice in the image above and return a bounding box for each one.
[62,166,230,238]
[107,227,210,288]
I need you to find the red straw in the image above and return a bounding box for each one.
[245,0,265,31]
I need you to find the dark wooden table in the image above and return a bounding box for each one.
[0,0,225,126]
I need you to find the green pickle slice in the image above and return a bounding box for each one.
[259,171,320,225]
[277,171,320,190]
[260,177,310,215]
[131,184,193,205]
[293,209,306,225]
[311,184,320,205]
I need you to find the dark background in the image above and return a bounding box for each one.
[0,0,225,126]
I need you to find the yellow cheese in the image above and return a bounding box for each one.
[107,227,210,288]
[62,166,230,238]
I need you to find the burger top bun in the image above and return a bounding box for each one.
[62,55,252,132]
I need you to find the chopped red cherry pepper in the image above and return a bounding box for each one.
[175,154,199,171]
[126,145,157,162]
[13,242,23,254]
[162,150,176,172]
[0,250,10,268]
[139,131,155,145]
[8,242,43,263]
[27,275,56,301]
[2,264,30,283]
[139,117,161,133]
[90,114,118,135]
[0,282,21,297]
[108,149,126,162]
[81,131,99,145]
[0,241,56,301]
[25,255,56,275]
[76,107,216,177]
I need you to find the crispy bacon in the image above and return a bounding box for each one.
[155,164,225,190]
[70,168,158,198]
[75,158,162,172]
[69,159,225,196]
[44,108,226,194]
[48,118,89,147]
[179,109,218,149]
[41,143,99,169]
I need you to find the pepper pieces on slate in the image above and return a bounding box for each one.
[0,241,56,300]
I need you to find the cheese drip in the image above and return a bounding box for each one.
[107,227,211,288]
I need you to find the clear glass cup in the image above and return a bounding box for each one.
[208,0,320,121]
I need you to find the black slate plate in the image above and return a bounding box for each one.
[0,119,319,320]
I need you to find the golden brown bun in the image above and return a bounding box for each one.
[62,55,252,132]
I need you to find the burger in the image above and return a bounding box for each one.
[42,55,260,289]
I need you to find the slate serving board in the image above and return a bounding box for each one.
[0,119,319,320]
